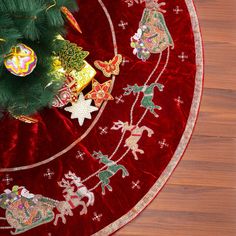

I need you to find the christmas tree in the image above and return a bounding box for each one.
[0,0,86,116]
[53,39,89,73]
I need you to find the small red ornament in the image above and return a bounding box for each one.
[52,84,72,108]
[61,6,82,34]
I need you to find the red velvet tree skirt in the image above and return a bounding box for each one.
[0,0,203,235]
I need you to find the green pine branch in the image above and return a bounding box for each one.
[0,0,80,116]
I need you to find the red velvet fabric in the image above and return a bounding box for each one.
[0,0,198,235]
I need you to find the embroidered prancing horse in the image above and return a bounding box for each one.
[93,151,129,195]
[124,83,164,117]
[111,121,154,160]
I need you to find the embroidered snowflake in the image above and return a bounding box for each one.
[64,93,98,126]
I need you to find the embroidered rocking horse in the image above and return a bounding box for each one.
[111,121,154,160]
[124,83,164,117]
[93,151,129,195]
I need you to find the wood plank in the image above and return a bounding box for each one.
[150,185,236,216]
[187,135,236,164]
[169,160,236,188]
[194,88,236,137]
[116,209,236,236]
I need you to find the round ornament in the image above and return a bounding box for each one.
[4,43,37,77]
[52,84,72,108]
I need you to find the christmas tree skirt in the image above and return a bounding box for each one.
[0,0,203,235]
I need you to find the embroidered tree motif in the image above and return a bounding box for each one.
[124,83,164,117]
[53,39,89,73]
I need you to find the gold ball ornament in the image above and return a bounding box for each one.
[4,43,37,77]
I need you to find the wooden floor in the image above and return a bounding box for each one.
[116,1,236,235]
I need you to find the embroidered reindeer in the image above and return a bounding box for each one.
[111,121,154,160]
[54,172,94,225]
[123,83,164,117]
[65,171,95,207]
[94,151,129,195]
